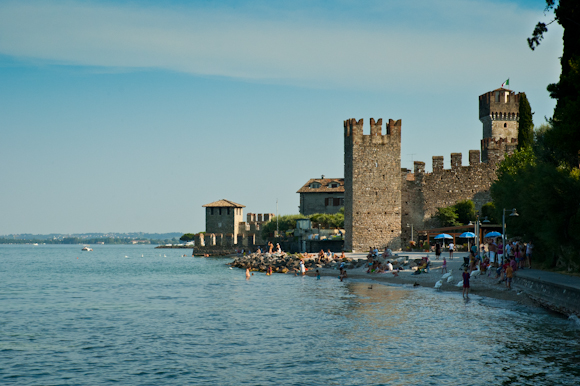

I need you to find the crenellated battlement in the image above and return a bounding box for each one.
[481,137,518,148]
[479,88,520,120]
[246,213,275,223]
[344,118,402,144]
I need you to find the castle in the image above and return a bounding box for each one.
[199,199,273,249]
[344,88,521,252]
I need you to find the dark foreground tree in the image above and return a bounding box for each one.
[517,93,534,150]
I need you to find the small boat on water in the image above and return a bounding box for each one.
[81,246,93,251]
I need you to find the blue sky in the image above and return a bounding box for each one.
[0,0,563,235]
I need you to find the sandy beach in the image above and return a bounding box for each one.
[310,251,539,308]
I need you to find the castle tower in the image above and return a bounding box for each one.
[344,118,402,252]
[479,88,520,162]
[202,199,245,243]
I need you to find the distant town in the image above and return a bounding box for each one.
[0,232,184,245]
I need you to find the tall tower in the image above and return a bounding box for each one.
[479,88,520,162]
[344,118,402,252]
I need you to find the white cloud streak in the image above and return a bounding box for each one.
[0,0,563,90]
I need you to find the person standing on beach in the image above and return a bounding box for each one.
[488,240,497,268]
[435,243,441,260]
[526,241,533,268]
[441,256,447,273]
[448,242,454,260]
[246,268,251,280]
[462,268,470,299]
[299,259,306,276]
[505,263,513,289]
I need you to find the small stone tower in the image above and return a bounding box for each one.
[202,199,245,239]
[344,118,402,252]
[479,88,520,162]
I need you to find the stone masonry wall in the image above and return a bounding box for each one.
[344,118,402,252]
[400,147,515,243]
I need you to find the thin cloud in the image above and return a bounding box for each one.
[0,0,562,90]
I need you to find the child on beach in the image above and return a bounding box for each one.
[340,269,347,282]
[246,268,250,280]
[506,264,514,289]
[441,257,447,273]
[462,268,470,299]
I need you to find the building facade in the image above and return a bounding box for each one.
[297,176,345,215]
[203,199,245,237]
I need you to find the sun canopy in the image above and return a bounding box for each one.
[434,234,453,239]
[459,232,476,238]
[485,231,502,238]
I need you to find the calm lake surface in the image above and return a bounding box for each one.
[1,245,579,385]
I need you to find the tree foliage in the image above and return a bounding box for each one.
[435,206,460,227]
[435,200,476,227]
[454,200,476,225]
[517,93,534,150]
[481,202,499,225]
[180,233,196,242]
[261,208,345,239]
[494,0,580,270]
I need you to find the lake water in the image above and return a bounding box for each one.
[1,245,579,385]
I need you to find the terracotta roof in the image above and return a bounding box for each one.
[406,173,415,181]
[297,178,345,193]
[202,199,245,208]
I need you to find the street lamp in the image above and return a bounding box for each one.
[407,223,414,244]
[502,208,519,262]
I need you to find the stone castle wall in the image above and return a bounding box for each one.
[344,118,402,252]
[400,140,517,242]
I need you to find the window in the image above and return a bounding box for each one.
[210,208,214,215]
[310,182,321,189]
[219,208,222,215]
[504,123,507,128]
[227,208,230,215]
[328,182,339,188]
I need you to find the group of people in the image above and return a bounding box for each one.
[434,242,455,260]
[365,246,399,276]
[478,239,533,270]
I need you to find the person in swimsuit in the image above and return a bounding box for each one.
[462,268,470,299]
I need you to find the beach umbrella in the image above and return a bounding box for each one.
[459,232,476,250]
[434,233,453,248]
[485,231,502,238]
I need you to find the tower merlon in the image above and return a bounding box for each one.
[414,161,425,175]
[451,153,462,169]
[433,156,444,171]
[469,150,481,165]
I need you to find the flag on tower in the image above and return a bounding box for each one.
[501,79,510,88]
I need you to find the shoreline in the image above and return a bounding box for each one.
[294,252,542,312]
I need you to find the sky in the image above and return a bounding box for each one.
[0,0,564,235]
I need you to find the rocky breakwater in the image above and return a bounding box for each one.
[229,253,420,273]
[229,253,369,273]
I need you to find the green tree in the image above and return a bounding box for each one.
[529,0,580,168]
[435,207,460,227]
[180,233,195,242]
[453,200,476,225]
[480,202,499,224]
[517,93,534,150]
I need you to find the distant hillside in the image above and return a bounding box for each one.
[0,232,184,245]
